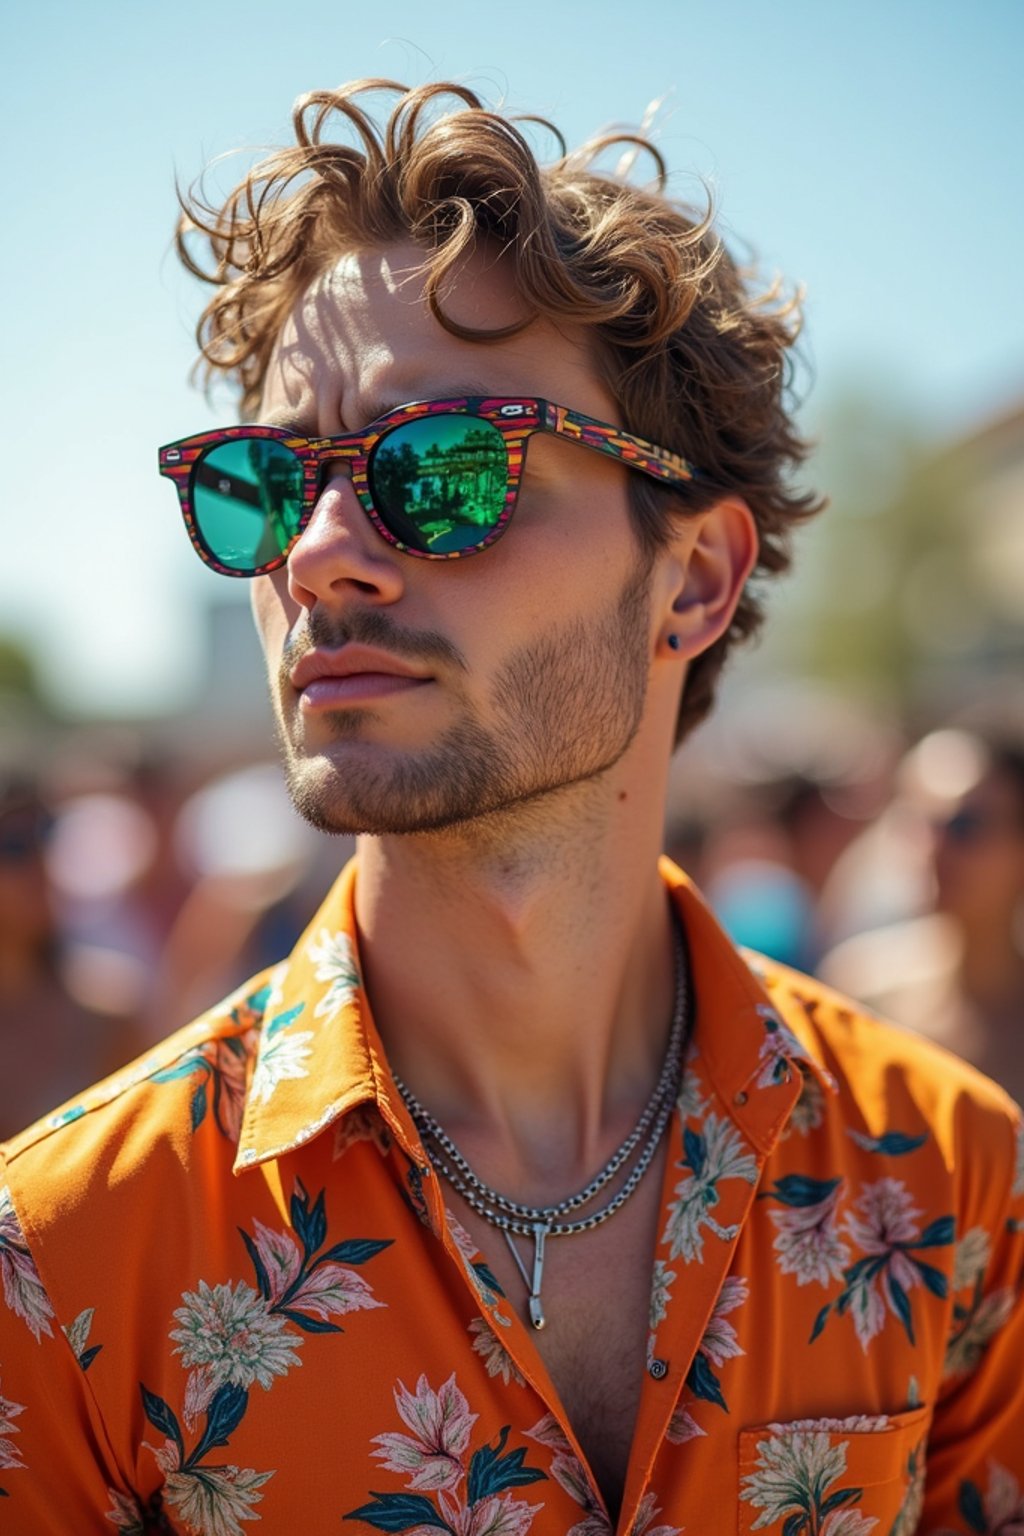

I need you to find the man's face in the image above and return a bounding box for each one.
[251,242,668,837]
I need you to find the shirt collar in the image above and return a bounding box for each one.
[234,855,835,1175]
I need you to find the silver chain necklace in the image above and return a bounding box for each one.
[394,915,690,1330]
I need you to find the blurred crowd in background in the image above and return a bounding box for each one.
[1,389,1023,1139]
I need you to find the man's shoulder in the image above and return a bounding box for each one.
[747,948,1023,1162]
[1,969,278,1211]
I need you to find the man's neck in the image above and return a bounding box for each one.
[351,765,676,1195]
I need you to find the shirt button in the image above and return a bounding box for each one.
[649,1357,669,1380]
[734,1090,749,1106]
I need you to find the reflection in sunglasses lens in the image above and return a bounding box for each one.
[369,415,508,554]
[193,439,304,571]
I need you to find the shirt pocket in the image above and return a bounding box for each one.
[737,1405,931,1535]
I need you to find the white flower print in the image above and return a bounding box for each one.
[0,1185,54,1341]
[676,1051,707,1121]
[952,1225,992,1293]
[944,1287,1015,1379]
[889,1437,926,1536]
[629,1492,682,1535]
[754,1010,806,1089]
[372,1372,478,1492]
[170,1280,302,1392]
[250,1030,314,1104]
[845,1177,923,1253]
[0,1381,25,1474]
[820,1514,877,1536]
[662,1113,759,1263]
[980,1460,1024,1532]
[770,1183,850,1287]
[700,1274,749,1369]
[526,1416,604,1533]
[649,1260,676,1330]
[469,1317,525,1385]
[306,926,361,1022]
[740,1428,877,1535]
[827,1177,954,1352]
[104,1488,145,1533]
[770,1415,889,1432]
[787,1073,825,1137]
[451,1493,540,1535]
[162,1464,274,1536]
[666,1405,706,1444]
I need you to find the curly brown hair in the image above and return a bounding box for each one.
[176,79,824,744]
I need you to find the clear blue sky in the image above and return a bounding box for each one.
[3,0,1022,714]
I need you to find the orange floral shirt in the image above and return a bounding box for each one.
[1,858,1023,1535]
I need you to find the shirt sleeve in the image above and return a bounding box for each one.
[922,1110,1024,1531]
[0,1159,146,1533]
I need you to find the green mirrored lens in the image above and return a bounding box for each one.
[369,415,508,554]
[192,438,304,570]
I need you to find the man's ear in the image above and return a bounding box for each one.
[657,496,758,660]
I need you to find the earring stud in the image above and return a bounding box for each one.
[667,634,682,652]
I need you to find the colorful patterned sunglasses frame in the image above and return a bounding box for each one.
[158,396,706,577]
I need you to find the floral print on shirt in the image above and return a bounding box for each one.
[141,1179,391,1534]
[2,857,1023,1532]
[345,1372,547,1533]
[740,1421,880,1535]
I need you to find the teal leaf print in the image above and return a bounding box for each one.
[759,1175,842,1207]
[663,1115,759,1263]
[888,1276,915,1344]
[958,1478,987,1534]
[916,1260,949,1299]
[187,1384,249,1467]
[811,1178,954,1350]
[345,1491,455,1532]
[472,1261,505,1300]
[848,1130,928,1156]
[140,1384,184,1461]
[319,1239,394,1267]
[266,1002,305,1038]
[466,1426,546,1501]
[918,1215,956,1248]
[686,1350,727,1409]
[358,1374,547,1532]
[239,1229,271,1301]
[810,1302,831,1343]
[291,1180,328,1260]
[683,1126,707,1176]
[819,1486,862,1516]
[740,1426,866,1534]
[150,1182,390,1513]
[153,1031,254,1142]
[190,1083,207,1132]
[62,1307,103,1372]
[277,1307,342,1334]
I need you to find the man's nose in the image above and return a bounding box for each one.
[286,463,405,608]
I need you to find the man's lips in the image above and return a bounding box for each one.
[289,646,433,707]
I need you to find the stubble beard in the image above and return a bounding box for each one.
[275,554,655,837]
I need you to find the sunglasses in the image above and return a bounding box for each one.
[158,396,705,576]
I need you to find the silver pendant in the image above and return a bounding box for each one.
[528,1222,549,1330]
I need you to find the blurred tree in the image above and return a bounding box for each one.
[0,636,42,702]
[759,387,1022,721]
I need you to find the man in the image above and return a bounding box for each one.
[1,80,1021,1534]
